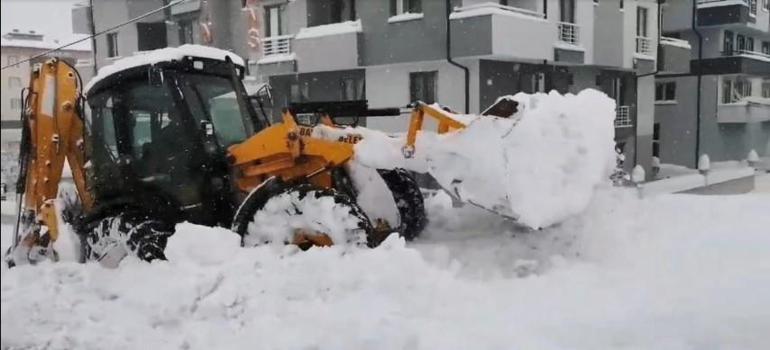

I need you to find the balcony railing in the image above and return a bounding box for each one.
[636,36,653,55]
[615,106,632,128]
[557,22,580,46]
[722,49,770,61]
[696,0,749,6]
[262,35,293,57]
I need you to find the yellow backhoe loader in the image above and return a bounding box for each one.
[5,46,508,267]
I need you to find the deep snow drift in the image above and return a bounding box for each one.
[2,189,769,350]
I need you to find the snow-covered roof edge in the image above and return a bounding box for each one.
[294,20,362,40]
[84,45,245,94]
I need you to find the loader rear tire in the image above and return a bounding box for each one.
[232,178,373,249]
[378,168,427,241]
[82,212,174,266]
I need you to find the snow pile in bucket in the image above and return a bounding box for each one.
[351,89,617,228]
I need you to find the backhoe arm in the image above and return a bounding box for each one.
[7,58,93,266]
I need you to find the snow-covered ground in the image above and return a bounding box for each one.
[2,187,769,350]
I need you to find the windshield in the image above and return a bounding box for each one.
[178,74,256,147]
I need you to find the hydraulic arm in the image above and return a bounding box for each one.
[7,58,92,266]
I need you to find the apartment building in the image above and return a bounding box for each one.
[656,0,770,168]
[255,0,665,173]
[1,30,90,187]
[74,0,668,173]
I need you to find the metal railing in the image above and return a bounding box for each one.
[262,35,293,56]
[557,22,580,45]
[615,106,632,128]
[636,36,653,55]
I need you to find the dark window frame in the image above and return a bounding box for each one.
[409,71,438,104]
[390,0,422,16]
[655,82,676,102]
[723,30,734,55]
[178,19,194,44]
[106,32,119,57]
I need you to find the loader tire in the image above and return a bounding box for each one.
[232,178,373,249]
[378,168,427,241]
[82,212,174,267]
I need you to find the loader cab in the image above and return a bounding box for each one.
[84,55,261,226]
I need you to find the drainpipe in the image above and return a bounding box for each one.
[445,0,470,113]
[691,0,703,168]
[89,0,98,76]
[635,0,663,166]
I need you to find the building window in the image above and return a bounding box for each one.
[637,7,649,37]
[178,19,194,44]
[106,32,119,57]
[764,0,769,11]
[264,5,283,37]
[655,82,676,102]
[737,34,746,51]
[8,77,22,89]
[530,72,546,93]
[137,22,168,51]
[763,41,770,55]
[409,71,437,104]
[10,98,22,110]
[390,0,421,16]
[723,30,734,55]
[340,76,364,101]
[560,0,576,23]
[747,37,754,51]
[7,55,19,66]
[762,81,770,98]
[722,77,752,104]
[749,0,757,15]
[309,0,355,26]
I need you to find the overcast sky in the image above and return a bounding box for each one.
[1,0,90,49]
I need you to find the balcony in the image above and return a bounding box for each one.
[293,20,361,73]
[696,0,757,26]
[256,35,296,76]
[449,3,555,61]
[659,37,692,73]
[615,106,633,128]
[717,97,770,123]
[691,49,770,75]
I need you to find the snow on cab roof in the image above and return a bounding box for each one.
[84,44,245,94]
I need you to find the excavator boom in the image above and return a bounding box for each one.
[7,58,92,265]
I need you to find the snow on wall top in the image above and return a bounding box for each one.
[84,45,245,94]
[294,20,362,40]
